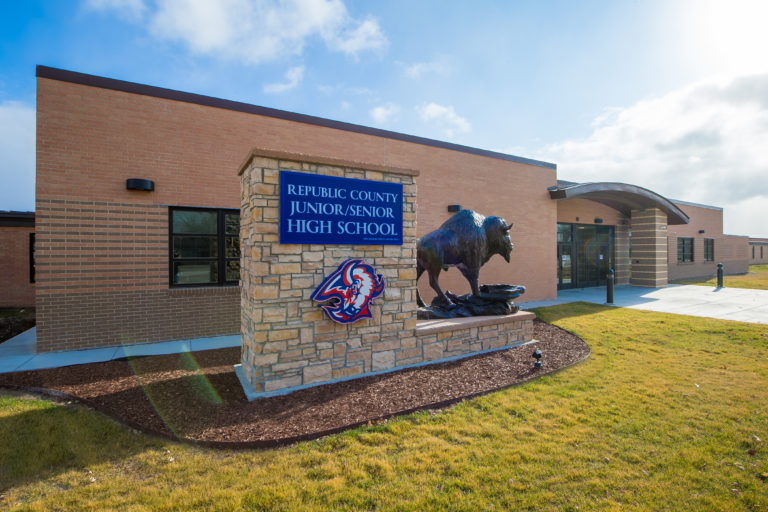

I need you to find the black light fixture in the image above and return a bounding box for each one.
[594,217,603,224]
[126,178,155,191]
[447,204,462,212]
[533,349,542,369]
[699,229,706,234]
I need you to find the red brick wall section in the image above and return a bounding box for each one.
[35,76,556,351]
[0,226,35,307]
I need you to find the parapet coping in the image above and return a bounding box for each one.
[415,310,536,337]
[237,147,420,178]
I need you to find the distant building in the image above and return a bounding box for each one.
[749,238,768,264]
[0,211,34,308]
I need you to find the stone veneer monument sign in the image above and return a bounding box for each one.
[236,148,535,398]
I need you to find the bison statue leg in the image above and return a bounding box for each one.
[416,264,426,308]
[457,265,481,297]
[427,269,453,306]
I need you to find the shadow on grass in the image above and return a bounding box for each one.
[0,391,164,492]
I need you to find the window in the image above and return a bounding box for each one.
[704,238,714,262]
[29,233,35,283]
[677,237,694,263]
[170,207,240,286]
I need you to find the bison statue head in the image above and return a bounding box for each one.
[482,215,514,264]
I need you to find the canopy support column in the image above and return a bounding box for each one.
[630,208,668,287]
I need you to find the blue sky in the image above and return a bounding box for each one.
[2,0,767,236]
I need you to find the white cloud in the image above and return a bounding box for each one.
[0,102,35,211]
[326,17,387,56]
[369,103,399,124]
[403,59,449,79]
[416,102,471,137]
[537,73,768,237]
[92,0,386,64]
[85,0,146,20]
[263,66,305,93]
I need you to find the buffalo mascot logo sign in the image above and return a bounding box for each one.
[311,259,385,324]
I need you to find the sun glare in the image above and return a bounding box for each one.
[683,0,768,76]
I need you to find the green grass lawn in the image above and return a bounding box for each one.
[1,303,767,511]
[673,264,768,290]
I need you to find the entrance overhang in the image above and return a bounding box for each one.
[549,182,690,225]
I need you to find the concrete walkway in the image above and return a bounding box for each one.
[0,327,240,375]
[522,284,768,325]
[1,284,766,375]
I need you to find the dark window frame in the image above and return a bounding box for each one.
[29,233,35,283]
[169,206,240,287]
[704,238,714,262]
[677,237,694,263]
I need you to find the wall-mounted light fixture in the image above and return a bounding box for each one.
[126,178,155,191]
[447,204,461,212]
[594,218,603,224]
[699,229,706,234]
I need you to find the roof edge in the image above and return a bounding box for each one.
[669,198,723,211]
[36,65,557,171]
[237,147,420,177]
[0,211,34,227]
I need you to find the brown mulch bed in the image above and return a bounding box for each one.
[0,319,589,448]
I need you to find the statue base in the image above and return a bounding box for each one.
[417,284,526,319]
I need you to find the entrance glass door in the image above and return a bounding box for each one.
[557,223,614,289]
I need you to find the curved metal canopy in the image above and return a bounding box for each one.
[549,182,690,225]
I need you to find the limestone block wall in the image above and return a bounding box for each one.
[239,150,420,395]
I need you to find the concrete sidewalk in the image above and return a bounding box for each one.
[0,327,241,375]
[522,284,768,324]
[2,283,766,375]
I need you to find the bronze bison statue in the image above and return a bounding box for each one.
[417,209,513,307]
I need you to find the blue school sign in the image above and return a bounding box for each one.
[279,170,403,245]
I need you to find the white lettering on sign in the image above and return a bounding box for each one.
[289,201,394,219]
[287,219,333,234]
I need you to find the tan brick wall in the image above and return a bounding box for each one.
[37,287,239,352]
[0,226,35,307]
[239,153,533,396]
[33,200,240,351]
[720,235,749,275]
[749,238,768,264]
[35,75,556,351]
[667,202,748,280]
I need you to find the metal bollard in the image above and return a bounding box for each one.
[717,262,724,288]
[606,268,614,304]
